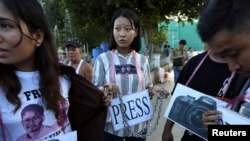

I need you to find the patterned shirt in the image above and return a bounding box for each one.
[92,50,153,137]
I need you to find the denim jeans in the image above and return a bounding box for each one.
[174,67,181,83]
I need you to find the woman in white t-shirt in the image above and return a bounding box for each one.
[0,1,108,141]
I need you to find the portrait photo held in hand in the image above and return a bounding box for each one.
[164,84,229,140]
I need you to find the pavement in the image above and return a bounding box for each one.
[146,70,185,141]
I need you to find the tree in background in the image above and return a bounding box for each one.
[42,0,203,54]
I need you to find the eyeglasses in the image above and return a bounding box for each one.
[22,115,42,125]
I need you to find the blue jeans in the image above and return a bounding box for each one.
[173,67,181,83]
[103,132,146,141]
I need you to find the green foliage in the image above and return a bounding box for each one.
[149,29,167,46]
[42,0,204,50]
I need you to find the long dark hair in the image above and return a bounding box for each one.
[0,0,63,117]
[109,8,141,52]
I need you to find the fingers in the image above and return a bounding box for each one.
[203,110,222,121]
[105,83,119,94]
[158,89,169,98]
[103,93,112,107]
[103,83,119,107]
[151,85,169,99]
[202,110,222,128]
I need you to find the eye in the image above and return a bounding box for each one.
[227,52,238,58]
[125,28,132,32]
[0,20,16,31]
[114,27,121,31]
[217,54,226,59]
[0,23,12,29]
[219,51,238,59]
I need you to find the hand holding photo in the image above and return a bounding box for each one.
[164,83,227,140]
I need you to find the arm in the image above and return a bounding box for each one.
[92,56,105,88]
[162,119,175,141]
[183,50,189,62]
[144,57,153,87]
[170,54,183,60]
[143,56,154,98]
[92,55,119,107]
[170,49,184,60]
[82,61,93,82]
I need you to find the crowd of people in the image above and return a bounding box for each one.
[1,0,250,141]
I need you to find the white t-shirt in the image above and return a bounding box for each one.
[0,71,72,141]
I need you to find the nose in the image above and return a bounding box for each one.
[227,58,240,72]
[119,29,126,36]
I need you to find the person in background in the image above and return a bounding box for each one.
[0,0,108,140]
[164,41,170,57]
[65,40,93,82]
[197,0,250,126]
[92,7,168,141]
[170,39,188,83]
[187,47,194,60]
[162,49,247,141]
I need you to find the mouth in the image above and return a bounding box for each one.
[0,48,9,57]
[119,39,127,43]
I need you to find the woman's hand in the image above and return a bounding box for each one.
[150,85,169,99]
[102,83,120,107]
[103,90,112,107]
[202,110,222,130]
[147,85,154,99]
[105,83,120,94]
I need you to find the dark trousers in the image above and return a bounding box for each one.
[103,132,146,141]
[181,130,205,141]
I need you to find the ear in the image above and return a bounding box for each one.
[33,29,44,47]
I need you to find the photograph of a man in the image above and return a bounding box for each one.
[17,104,58,141]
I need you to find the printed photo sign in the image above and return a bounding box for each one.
[218,107,250,125]
[43,131,77,141]
[164,83,227,140]
[109,90,153,131]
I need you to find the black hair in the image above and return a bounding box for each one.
[0,0,63,117]
[109,8,141,52]
[179,39,187,45]
[198,0,250,42]
[21,104,44,118]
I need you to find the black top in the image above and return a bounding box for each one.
[171,51,247,141]
[60,65,107,141]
